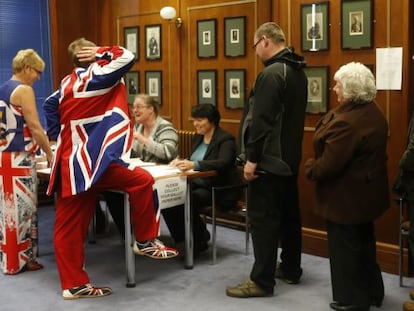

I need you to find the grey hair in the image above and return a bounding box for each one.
[255,22,286,44]
[334,62,376,103]
[134,93,159,116]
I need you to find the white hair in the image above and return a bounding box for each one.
[334,62,376,103]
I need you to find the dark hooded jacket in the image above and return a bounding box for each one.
[240,47,307,175]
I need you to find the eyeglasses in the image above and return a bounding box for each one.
[30,67,42,75]
[134,105,150,109]
[252,37,264,50]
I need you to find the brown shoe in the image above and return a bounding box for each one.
[226,279,273,298]
[404,301,414,311]
[24,260,44,272]
[410,290,414,300]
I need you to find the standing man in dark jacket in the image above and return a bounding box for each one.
[226,22,307,298]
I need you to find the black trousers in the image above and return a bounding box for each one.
[278,175,302,278]
[249,174,290,293]
[326,220,384,306]
[162,183,210,249]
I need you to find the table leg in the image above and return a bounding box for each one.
[184,180,194,269]
[124,193,136,287]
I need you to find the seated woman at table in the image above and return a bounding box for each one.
[167,103,242,254]
[100,94,178,236]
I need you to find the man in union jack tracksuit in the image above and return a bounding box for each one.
[43,38,178,300]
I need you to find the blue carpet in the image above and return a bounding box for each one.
[0,204,409,310]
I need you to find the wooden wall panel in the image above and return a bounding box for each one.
[112,1,182,128]
[49,0,99,87]
[182,1,255,136]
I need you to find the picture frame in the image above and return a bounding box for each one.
[224,16,246,57]
[224,69,245,109]
[341,0,373,49]
[145,71,162,105]
[197,19,217,58]
[125,71,139,105]
[145,24,162,60]
[197,70,217,106]
[300,2,330,52]
[303,66,329,114]
[124,26,139,60]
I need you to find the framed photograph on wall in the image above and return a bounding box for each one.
[125,71,139,105]
[224,69,245,109]
[145,24,161,60]
[197,70,217,106]
[224,16,246,57]
[145,71,162,105]
[303,66,329,114]
[197,19,217,58]
[124,26,139,60]
[300,2,329,51]
[341,0,373,49]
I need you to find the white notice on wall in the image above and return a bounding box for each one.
[154,176,187,210]
[376,47,403,90]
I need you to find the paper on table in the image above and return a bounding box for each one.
[127,158,157,167]
[141,165,182,179]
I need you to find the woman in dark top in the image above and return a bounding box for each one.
[166,104,242,253]
[305,62,388,310]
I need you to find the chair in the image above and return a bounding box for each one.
[201,183,249,264]
[397,196,410,287]
[88,195,110,244]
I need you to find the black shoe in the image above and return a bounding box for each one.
[329,302,370,311]
[204,229,211,242]
[274,266,302,284]
[194,241,209,255]
[371,298,382,308]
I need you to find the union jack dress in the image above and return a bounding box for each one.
[0,80,39,274]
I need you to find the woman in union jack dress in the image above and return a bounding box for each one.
[0,49,53,274]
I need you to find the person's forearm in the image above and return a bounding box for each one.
[31,127,53,161]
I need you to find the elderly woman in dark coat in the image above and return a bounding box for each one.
[305,62,389,311]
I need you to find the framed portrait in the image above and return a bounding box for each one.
[124,26,139,60]
[125,71,139,105]
[197,19,217,58]
[341,0,373,49]
[145,71,162,105]
[197,70,217,106]
[224,16,246,57]
[300,2,329,52]
[224,69,245,109]
[303,66,329,114]
[145,24,162,60]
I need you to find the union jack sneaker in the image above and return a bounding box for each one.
[62,283,112,300]
[133,238,179,259]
